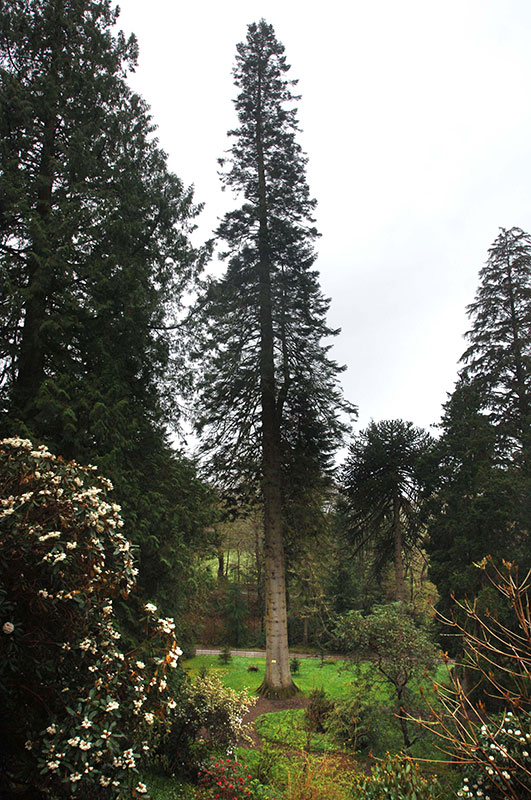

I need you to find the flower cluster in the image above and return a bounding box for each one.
[196,758,275,800]
[0,437,183,798]
[456,711,531,799]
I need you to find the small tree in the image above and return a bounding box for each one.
[0,437,183,798]
[335,603,439,748]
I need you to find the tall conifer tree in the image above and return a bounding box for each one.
[460,226,531,467]
[427,228,531,618]
[0,0,214,623]
[193,20,352,696]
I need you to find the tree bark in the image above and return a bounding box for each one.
[393,490,406,602]
[255,63,296,698]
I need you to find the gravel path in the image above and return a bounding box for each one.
[195,648,343,660]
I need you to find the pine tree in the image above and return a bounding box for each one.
[193,20,352,696]
[340,420,433,603]
[427,228,531,621]
[0,0,214,625]
[461,227,531,466]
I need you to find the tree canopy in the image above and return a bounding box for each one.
[0,0,215,627]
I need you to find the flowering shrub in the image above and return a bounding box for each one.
[154,672,255,777]
[353,753,440,800]
[0,437,183,798]
[196,758,276,800]
[456,711,531,799]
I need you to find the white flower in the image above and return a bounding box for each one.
[101,729,111,739]
[136,783,147,794]
[47,761,60,771]
[81,717,92,728]
[144,602,157,614]
[79,740,92,751]
[167,698,177,710]
[25,741,33,750]
[66,541,77,550]
[38,531,61,542]
[99,775,111,787]
[105,700,119,712]
[69,772,82,782]
[144,712,154,725]
[67,737,80,747]
[46,724,57,735]
[523,750,529,757]
[158,617,175,634]
[2,622,14,635]
[135,660,145,669]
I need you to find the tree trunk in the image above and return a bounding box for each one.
[12,0,64,422]
[393,491,406,602]
[255,65,296,698]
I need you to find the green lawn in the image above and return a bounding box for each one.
[182,654,357,697]
[182,653,449,702]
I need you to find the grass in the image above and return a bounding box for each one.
[142,770,196,800]
[182,654,357,698]
[183,654,448,705]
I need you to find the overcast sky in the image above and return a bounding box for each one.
[117,0,531,438]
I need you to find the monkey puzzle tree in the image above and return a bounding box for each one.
[193,20,351,696]
[340,420,433,603]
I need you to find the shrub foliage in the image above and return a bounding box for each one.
[0,437,182,798]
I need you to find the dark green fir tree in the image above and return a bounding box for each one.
[192,20,353,696]
[0,0,215,625]
[427,228,531,620]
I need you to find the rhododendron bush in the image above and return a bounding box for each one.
[0,437,182,798]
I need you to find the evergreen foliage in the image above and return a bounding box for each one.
[193,18,352,500]
[0,0,216,622]
[427,229,531,614]
[0,437,183,798]
[340,420,433,602]
[461,227,531,465]
[192,19,352,695]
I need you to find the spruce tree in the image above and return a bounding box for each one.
[461,226,531,466]
[427,228,531,620]
[0,0,214,625]
[193,20,352,696]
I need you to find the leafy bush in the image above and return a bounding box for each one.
[0,437,183,798]
[289,657,300,674]
[353,753,440,800]
[305,688,334,734]
[336,603,439,748]
[196,757,278,800]
[284,753,358,800]
[153,672,254,777]
[324,689,380,752]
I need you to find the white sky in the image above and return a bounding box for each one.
[117,0,531,437]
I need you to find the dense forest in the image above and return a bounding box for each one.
[0,3,529,800]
